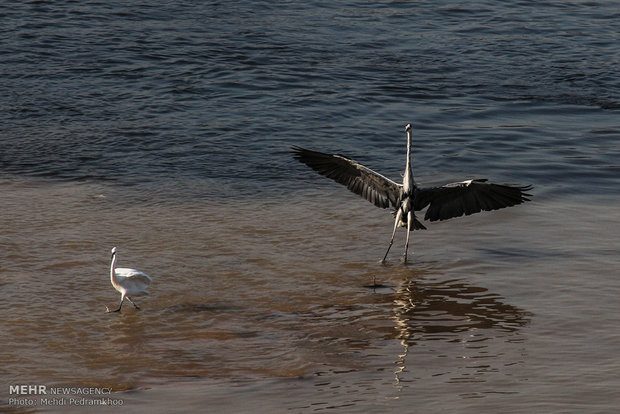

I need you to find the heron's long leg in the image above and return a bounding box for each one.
[403,211,412,263]
[381,209,403,263]
[125,296,141,310]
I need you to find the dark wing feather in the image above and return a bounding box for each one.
[292,146,402,209]
[414,179,532,222]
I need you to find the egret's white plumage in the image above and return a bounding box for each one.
[106,247,152,313]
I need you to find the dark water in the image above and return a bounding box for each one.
[1,1,619,413]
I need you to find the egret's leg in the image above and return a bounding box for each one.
[126,296,141,310]
[403,211,413,263]
[381,209,402,263]
[106,296,124,313]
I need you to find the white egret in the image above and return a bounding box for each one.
[292,124,532,263]
[106,247,152,313]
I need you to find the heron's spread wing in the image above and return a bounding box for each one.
[414,179,532,222]
[292,146,402,208]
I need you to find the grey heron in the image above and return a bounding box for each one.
[106,247,152,313]
[292,124,532,263]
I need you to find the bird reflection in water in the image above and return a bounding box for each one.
[388,274,531,388]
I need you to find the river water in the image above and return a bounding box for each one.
[1,1,619,413]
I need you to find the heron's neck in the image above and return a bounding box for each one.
[403,131,414,192]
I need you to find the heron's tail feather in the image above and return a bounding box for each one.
[396,214,427,230]
[412,217,427,230]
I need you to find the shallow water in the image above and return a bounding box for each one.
[1,0,620,413]
[2,177,619,412]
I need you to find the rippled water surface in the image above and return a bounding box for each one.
[1,1,619,413]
